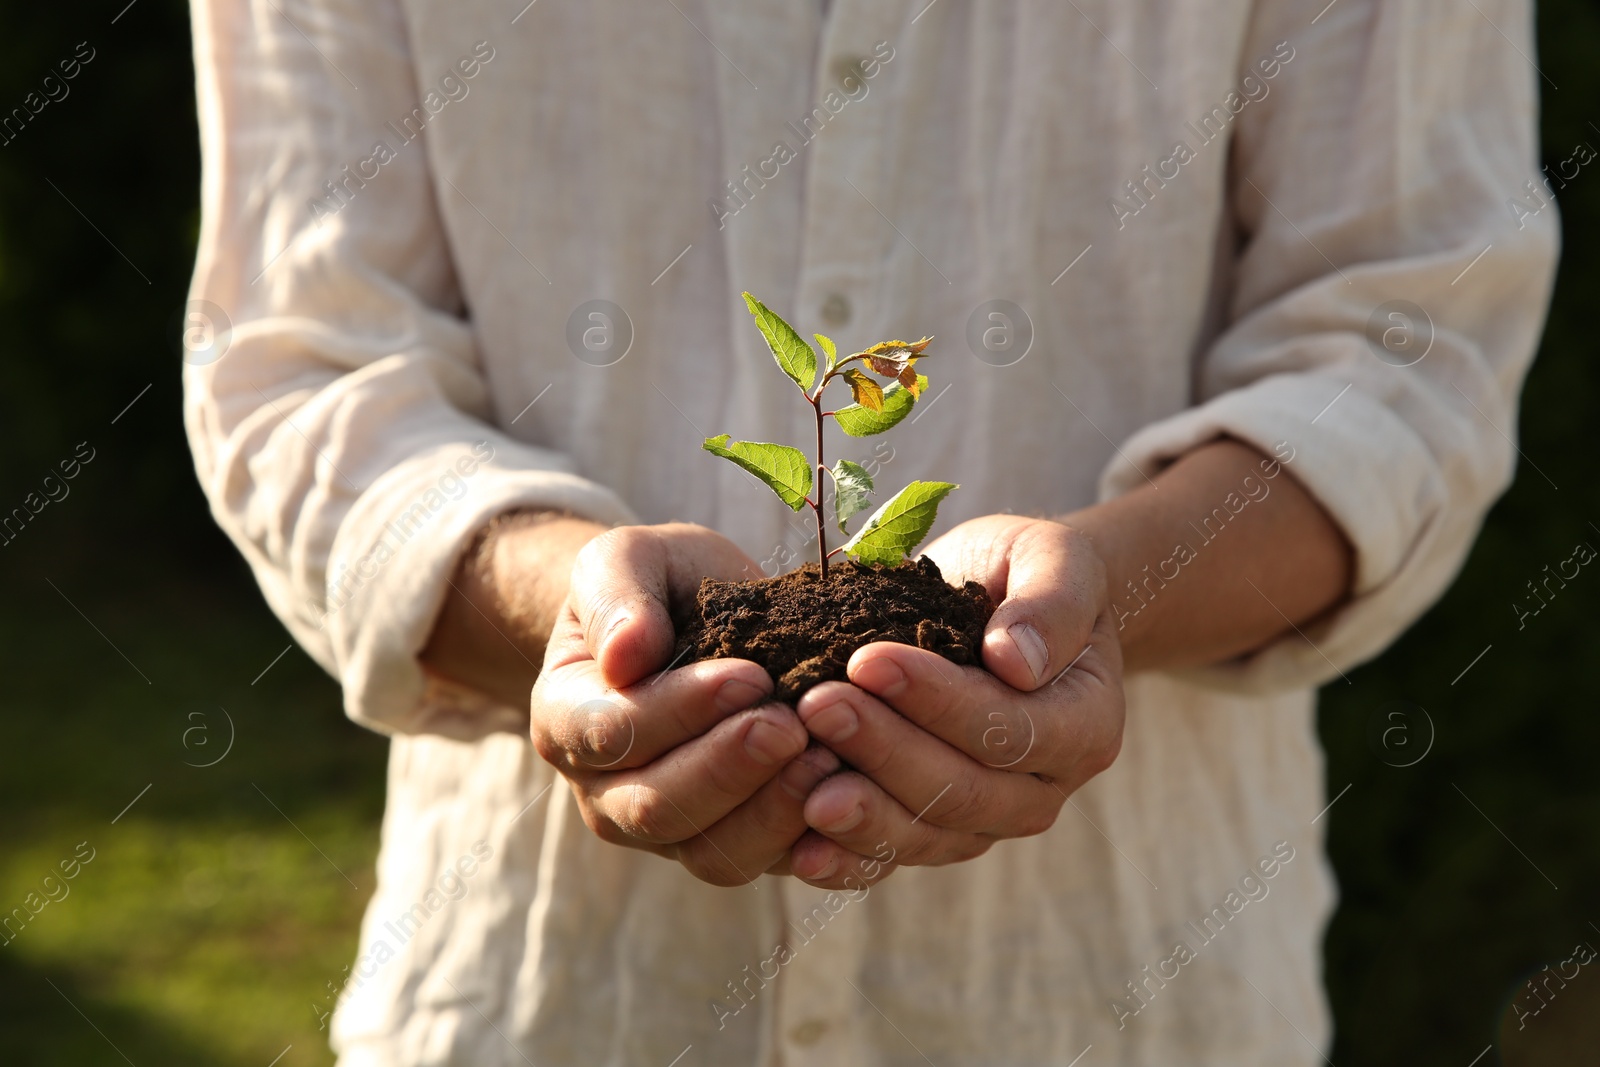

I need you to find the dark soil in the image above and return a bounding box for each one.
[673,555,995,704]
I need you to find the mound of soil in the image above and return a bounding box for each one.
[673,556,995,704]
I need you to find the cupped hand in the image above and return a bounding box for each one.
[530,523,891,888]
[786,515,1125,887]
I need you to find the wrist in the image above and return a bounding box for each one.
[476,511,611,638]
[1058,438,1353,672]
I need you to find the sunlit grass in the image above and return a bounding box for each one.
[0,567,387,1067]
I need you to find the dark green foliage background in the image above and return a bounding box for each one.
[0,2,1594,1064]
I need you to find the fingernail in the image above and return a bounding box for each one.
[821,802,865,834]
[1008,623,1050,685]
[803,701,859,744]
[744,719,797,766]
[779,748,841,801]
[803,852,839,881]
[599,612,629,648]
[851,656,907,698]
[716,678,769,713]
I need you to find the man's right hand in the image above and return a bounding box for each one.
[530,524,867,887]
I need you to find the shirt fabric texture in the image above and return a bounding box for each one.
[183,0,1557,1062]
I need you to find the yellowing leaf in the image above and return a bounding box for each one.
[861,337,932,358]
[897,364,922,397]
[842,481,958,566]
[702,434,813,511]
[842,368,884,412]
[833,374,927,437]
[742,293,817,392]
[830,459,874,533]
[815,333,839,373]
[858,336,930,387]
[866,354,906,378]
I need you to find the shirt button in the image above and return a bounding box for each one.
[788,1018,829,1046]
[820,292,851,327]
[831,56,868,90]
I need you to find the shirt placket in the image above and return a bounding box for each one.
[792,1,909,349]
[775,5,913,1063]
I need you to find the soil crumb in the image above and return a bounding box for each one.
[673,556,995,704]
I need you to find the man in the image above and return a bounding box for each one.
[184,0,1555,1062]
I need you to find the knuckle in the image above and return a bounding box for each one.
[702,739,764,801]
[1077,719,1124,779]
[1009,797,1062,839]
[1019,516,1070,550]
[846,734,896,777]
[1086,736,1121,778]
[572,528,631,586]
[677,839,751,887]
[950,836,996,864]
[932,777,991,832]
[867,862,900,887]
[677,522,757,575]
[597,524,650,556]
[571,704,638,767]
[577,800,630,847]
[747,791,801,841]
[660,695,703,748]
[620,784,682,843]
[583,587,640,641]
[908,826,956,866]
[908,679,965,735]
[529,724,564,768]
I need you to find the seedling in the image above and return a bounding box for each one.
[703,293,957,581]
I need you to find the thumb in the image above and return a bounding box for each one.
[568,524,759,688]
[568,527,678,688]
[980,522,1106,692]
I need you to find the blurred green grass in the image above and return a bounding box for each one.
[0,561,386,1066]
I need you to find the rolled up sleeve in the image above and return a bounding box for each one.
[183,0,636,735]
[1097,0,1558,691]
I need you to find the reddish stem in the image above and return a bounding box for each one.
[812,392,829,580]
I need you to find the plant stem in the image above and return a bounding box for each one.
[811,393,829,580]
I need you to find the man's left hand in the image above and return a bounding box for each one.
[787,515,1125,887]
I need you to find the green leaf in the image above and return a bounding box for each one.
[815,333,838,373]
[742,292,816,392]
[830,459,874,533]
[833,374,928,437]
[703,435,814,511]
[842,481,958,566]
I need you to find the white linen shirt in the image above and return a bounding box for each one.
[184,0,1556,1063]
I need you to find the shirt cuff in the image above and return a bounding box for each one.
[1097,373,1451,693]
[321,438,638,736]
